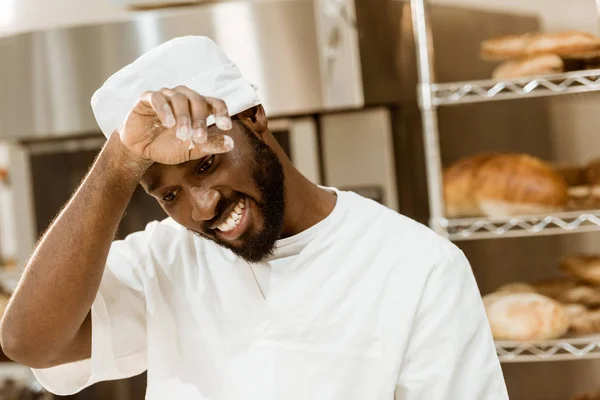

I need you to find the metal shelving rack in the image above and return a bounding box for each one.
[409,0,600,363]
[433,69,600,106]
[496,334,600,363]
[446,209,600,241]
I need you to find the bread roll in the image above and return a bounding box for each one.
[584,159,600,185]
[527,31,600,59]
[443,153,496,218]
[567,185,600,210]
[553,163,586,186]
[483,291,514,308]
[483,292,570,341]
[481,31,600,60]
[473,154,568,217]
[498,278,573,298]
[481,33,537,60]
[561,255,600,285]
[565,303,588,318]
[497,278,600,306]
[571,391,600,400]
[535,278,600,306]
[563,286,600,306]
[496,282,536,294]
[567,306,600,334]
[492,54,564,79]
[571,390,600,400]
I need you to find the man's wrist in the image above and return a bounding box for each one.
[104,131,154,179]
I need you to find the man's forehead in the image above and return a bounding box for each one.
[141,162,188,193]
[140,118,246,193]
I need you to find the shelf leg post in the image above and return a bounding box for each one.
[409,0,446,235]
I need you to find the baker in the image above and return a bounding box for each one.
[0,36,508,399]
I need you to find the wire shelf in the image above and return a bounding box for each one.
[430,69,600,106]
[440,210,600,241]
[497,335,600,363]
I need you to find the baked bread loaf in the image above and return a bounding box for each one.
[562,285,600,306]
[530,278,576,299]
[565,305,600,334]
[584,159,600,185]
[483,292,570,341]
[561,255,600,285]
[498,278,575,299]
[497,278,600,306]
[473,154,568,217]
[554,163,586,186]
[481,33,537,60]
[482,31,600,60]
[527,31,600,59]
[565,303,588,318]
[443,154,496,218]
[566,185,600,210]
[571,390,600,400]
[571,392,600,400]
[492,54,563,79]
[496,282,536,294]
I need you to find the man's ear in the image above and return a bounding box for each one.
[237,106,268,136]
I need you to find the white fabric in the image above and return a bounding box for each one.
[253,203,334,297]
[32,188,508,399]
[91,36,262,138]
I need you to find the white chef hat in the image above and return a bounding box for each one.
[91,36,262,138]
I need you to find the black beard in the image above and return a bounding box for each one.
[194,123,285,263]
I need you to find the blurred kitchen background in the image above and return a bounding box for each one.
[2,0,600,399]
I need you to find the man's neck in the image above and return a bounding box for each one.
[279,167,337,239]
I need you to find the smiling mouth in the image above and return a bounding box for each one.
[216,198,245,232]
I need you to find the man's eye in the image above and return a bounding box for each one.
[196,155,215,174]
[162,191,177,203]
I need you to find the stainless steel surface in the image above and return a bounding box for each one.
[496,334,600,363]
[432,69,600,106]
[445,210,600,240]
[0,0,367,140]
[320,107,399,210]
[314,0,364,109]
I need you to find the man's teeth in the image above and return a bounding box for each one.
[218,199,245,232]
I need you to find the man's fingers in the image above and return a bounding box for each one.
[205,97,232,131]
[189,134,235,159]
[167,91,193,141]
[191,124,207,144]
[175,86,209,144]
[139,91,176,129]
[139,87,232,152]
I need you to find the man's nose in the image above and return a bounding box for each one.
[189,186,221,222]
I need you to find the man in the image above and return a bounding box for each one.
[0,36,508,399]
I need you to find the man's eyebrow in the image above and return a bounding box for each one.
[145,178,162,195]
[144,157,210,194]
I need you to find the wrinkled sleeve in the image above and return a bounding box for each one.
[395,248,509,400]
[31,230,150,396]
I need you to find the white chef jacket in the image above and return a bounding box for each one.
[32,187,508,399]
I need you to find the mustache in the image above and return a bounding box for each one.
[202,195,240,231]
